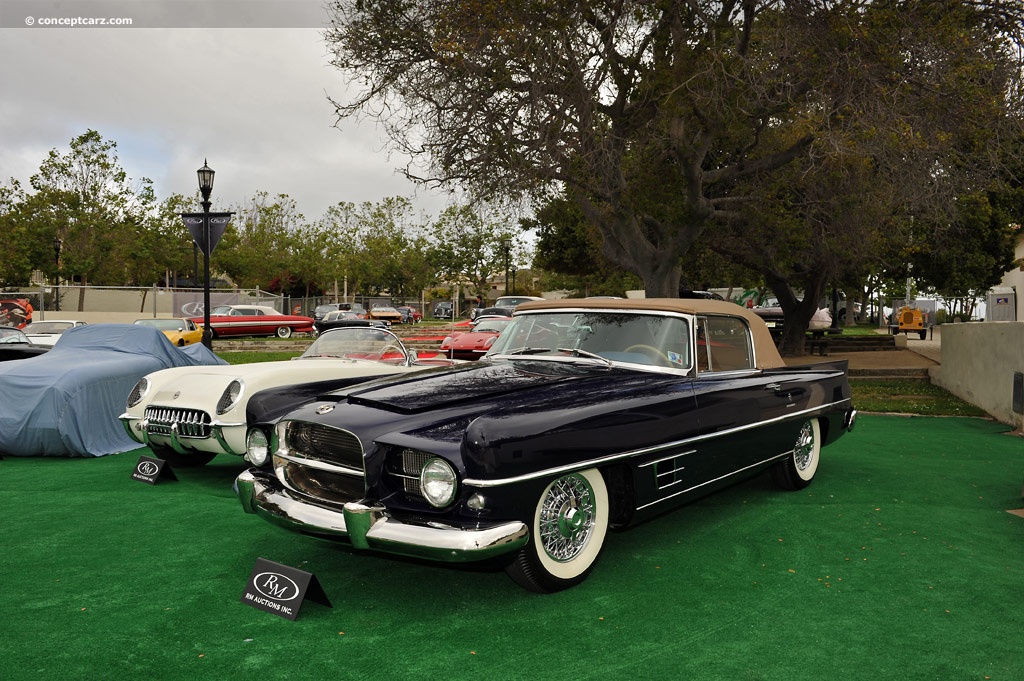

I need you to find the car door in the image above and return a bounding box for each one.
[690,315,809,480]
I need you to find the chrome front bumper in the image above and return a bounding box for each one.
[119,413,244,456]
[234,469,529,563]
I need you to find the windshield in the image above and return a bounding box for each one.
[0,327,29,343]
[135,319,188,330]
[472,319,511,334]
[299,327,409,364]
[487,311,690,369]
[23,322,73,334]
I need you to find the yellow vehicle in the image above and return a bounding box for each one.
[896,306,927,340]
[133,318,204,346]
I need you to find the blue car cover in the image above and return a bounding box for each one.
[0,324,227,457]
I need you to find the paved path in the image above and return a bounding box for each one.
[785,326,941,371]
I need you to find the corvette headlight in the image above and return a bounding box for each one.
[245,428,271,467]
[126,377,150,408]
[216,379,244,415]
[420,458,457,508]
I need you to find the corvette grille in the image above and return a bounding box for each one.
[144,407,211,438]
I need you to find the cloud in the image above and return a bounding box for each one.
[0,23,453,220]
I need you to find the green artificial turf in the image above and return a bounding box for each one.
[1,415,1022,681]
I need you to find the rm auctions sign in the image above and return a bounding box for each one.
[241,557,332,620]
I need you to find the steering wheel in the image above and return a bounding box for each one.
[624,344,672,366]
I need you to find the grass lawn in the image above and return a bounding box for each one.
[2,415,1022,681]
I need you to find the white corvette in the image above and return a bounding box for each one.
[119,327,454,465]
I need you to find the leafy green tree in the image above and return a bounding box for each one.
[29,130,152,307]
[323,0,1024,323]
[217,192,305,290]
[0,181,45,287]
[428,204,519,301]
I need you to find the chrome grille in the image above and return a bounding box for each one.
[400,449,432,496]
[284,422,363,470]
[279,421,366,503]
[144,406,211,438]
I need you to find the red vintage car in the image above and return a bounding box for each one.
[440,317,512,360]
[190,305,314,339]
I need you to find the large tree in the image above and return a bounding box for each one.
[324,0,1024,309]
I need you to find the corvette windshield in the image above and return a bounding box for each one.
[299,328,408,363]
[487,311,690,369]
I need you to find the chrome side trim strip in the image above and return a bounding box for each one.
[463,397,851,488]
[635,451,791,511]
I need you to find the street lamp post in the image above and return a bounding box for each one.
[196,161,215,349]
[53,237,62,312]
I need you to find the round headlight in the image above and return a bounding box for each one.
[245,428,270,466]
[216,379,244,415]
[126,377,150,409]
[420,458,457,508]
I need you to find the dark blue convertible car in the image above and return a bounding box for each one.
[235,298,856,592]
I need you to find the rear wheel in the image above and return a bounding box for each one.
[505,468,609,593]
[275,326,292,339]
[771,419,821,490]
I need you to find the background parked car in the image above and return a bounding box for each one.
[133,318,203,346]
[433,301,454,319]
[312,303,341,321]
[368,305,404,324]
[440,317,511,360]
[0,326,50,362]
[21,320,88,346]
[396,305,422,323]
[314,310,390,335]
[472,295,544,320]
[189,304,315,339]
[339,302,368,317]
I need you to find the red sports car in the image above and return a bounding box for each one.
[190,305,315,339]
[439,318,511,360]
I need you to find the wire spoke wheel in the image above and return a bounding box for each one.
[772,419,821,490]
[506,468,609,593]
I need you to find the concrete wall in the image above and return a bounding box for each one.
[931,321,1024,429]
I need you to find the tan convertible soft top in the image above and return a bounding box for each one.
[514,297,785,369]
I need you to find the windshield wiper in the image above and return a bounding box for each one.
[557,348,613,365]
[503,347,558,356]
[499,346,612,366]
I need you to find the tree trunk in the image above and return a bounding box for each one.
[77,275,87,312]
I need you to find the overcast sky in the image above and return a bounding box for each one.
[0,1,456,222]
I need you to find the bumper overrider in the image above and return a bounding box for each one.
[234,468,529,562]
[119,412,244,456]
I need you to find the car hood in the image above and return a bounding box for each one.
[302,359,696,482]
[139,359,419,410]
[336,359,645,414]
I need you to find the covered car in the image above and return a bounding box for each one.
[120,327,457,466]
[0,324,226,457]
[236,298,856,592]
